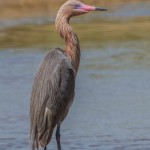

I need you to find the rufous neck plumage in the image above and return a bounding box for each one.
[55,10,80,74]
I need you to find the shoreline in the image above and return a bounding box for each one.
[0,19,150,50]
[0,0,149,19]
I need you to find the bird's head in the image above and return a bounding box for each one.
[57,0,107,19]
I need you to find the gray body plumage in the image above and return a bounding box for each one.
[30,48,75,149]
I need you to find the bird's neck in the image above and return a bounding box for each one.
[55,16,80,74]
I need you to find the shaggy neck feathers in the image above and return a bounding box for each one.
[55,10,80,74]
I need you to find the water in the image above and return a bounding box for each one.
[0,44,150,149]
[105,2,150,19]
[0,1,150,150]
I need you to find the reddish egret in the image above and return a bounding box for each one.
[30,0,106,150]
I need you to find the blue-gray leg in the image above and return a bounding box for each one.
[44,147,47,150]
[56,124,61,150]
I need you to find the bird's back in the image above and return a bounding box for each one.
[30,48,75,149]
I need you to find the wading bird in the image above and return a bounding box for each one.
[30,0,106,150]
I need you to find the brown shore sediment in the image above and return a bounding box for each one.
[0,0,148,19]
[0,19,150,49]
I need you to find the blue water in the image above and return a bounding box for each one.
[0,45,150,149]
[110,2,150,18]
[0,1,150,149]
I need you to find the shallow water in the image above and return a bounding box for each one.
[0,1,150,150]
[0,45,150,149]
[106,2,150,19]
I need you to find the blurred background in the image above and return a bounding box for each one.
[0,0,150,150]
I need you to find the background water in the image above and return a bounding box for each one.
[1,46,150,150]
[0,2,150,150]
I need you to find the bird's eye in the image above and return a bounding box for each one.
[74,4,81,9]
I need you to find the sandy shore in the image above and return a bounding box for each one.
[0,0,148,19]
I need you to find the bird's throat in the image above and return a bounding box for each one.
[65,27,80,74]
[56,18,80,74]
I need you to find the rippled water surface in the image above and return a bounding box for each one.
[1,45,150,150]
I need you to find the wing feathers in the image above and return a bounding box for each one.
[30,49,75,149]
[38,107,53,147]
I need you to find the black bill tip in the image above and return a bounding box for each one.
[95,7,107,11]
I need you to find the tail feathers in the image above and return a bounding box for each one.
[30,126,39,150]
[31,107,54,150]
[39,128,53,147]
